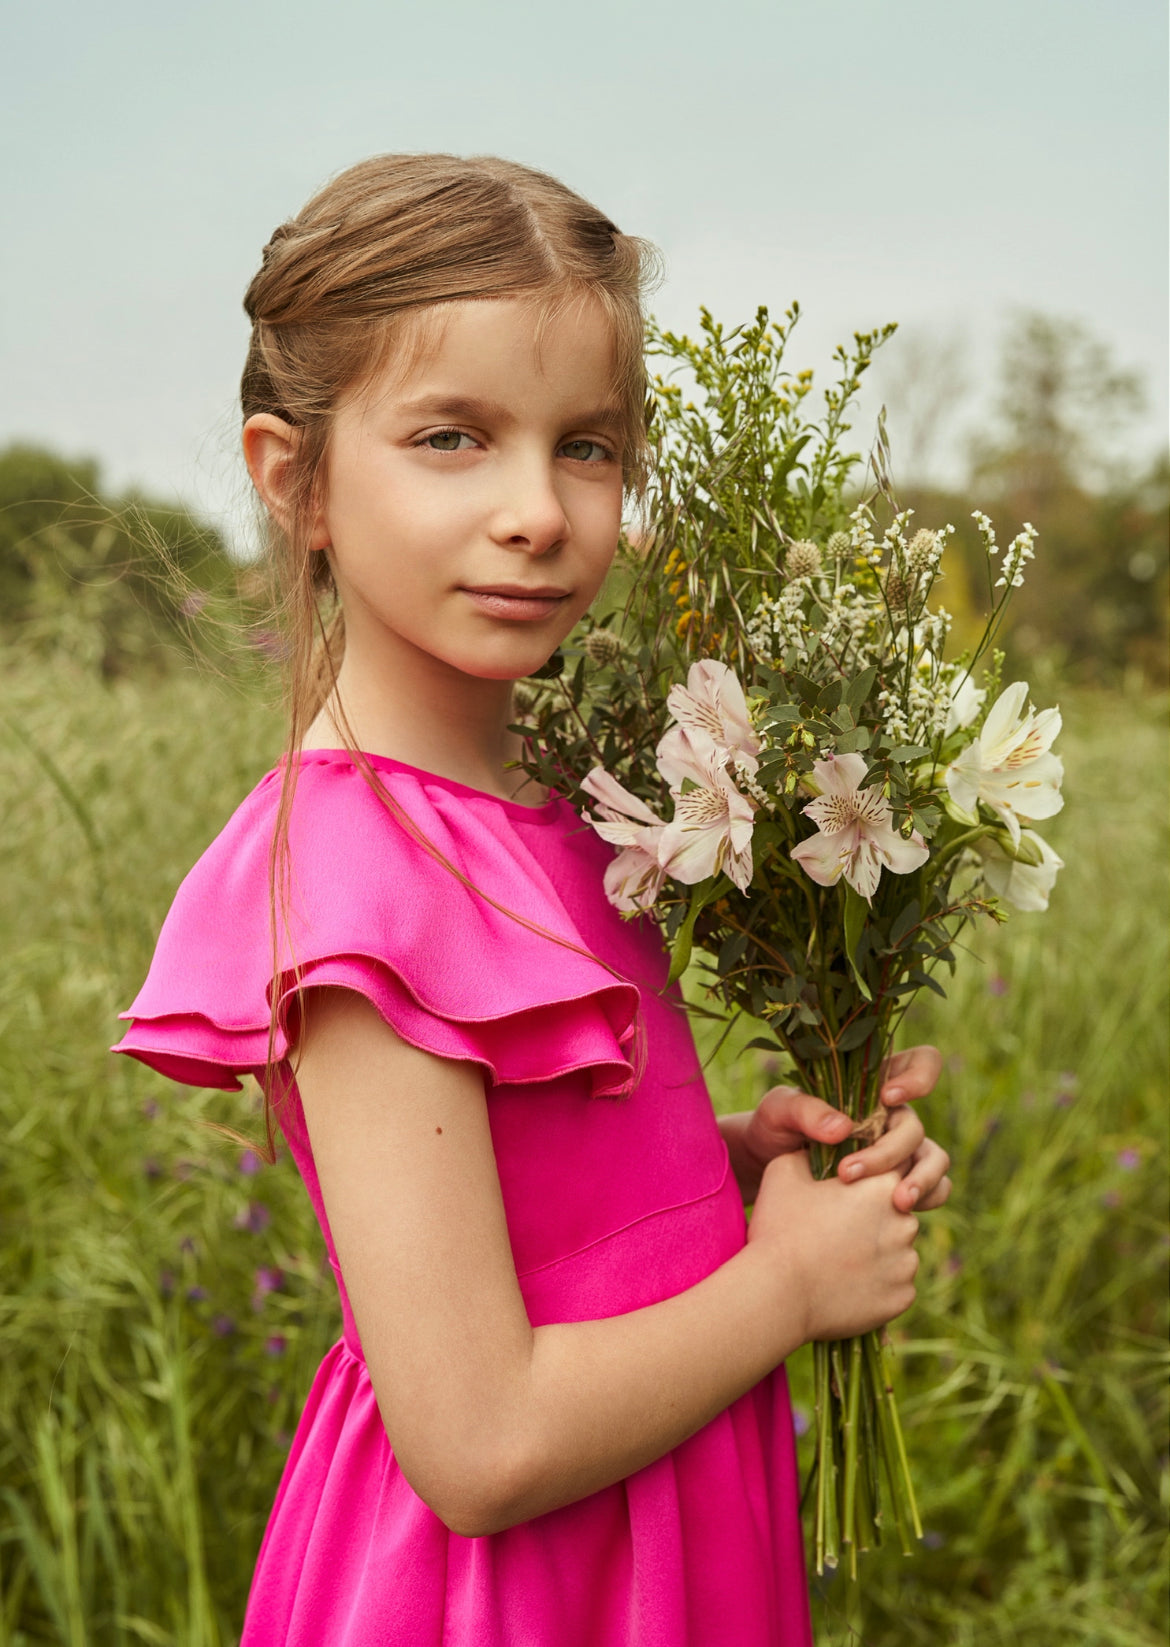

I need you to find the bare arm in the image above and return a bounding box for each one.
[294,987,918,1536]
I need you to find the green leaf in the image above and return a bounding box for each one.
[885,744,932,763]
[834,726,871,754]
[842,665,877,712]
[666,876,725,985]
[837,1015,879,1053]
[842,882,873,1001]
[745,1035,787,1054]
[889,899,921,948]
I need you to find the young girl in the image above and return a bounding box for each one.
[114,154,952,1646]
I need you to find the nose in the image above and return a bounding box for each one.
[487,452,570,557]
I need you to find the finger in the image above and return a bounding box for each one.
[754,1086,852,1152]
[892,1140,952,1211]
[879,1043,942,1108]
[838,1105,925,1182]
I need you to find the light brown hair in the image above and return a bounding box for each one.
[239,153,663,1158]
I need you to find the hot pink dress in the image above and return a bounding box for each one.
[113,751,812,1646]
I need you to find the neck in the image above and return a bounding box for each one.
[302,627,541,804]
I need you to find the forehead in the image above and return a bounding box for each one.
[361,292,620,411]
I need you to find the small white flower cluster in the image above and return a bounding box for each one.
[733,753,769,806]
[876,687,911,744]
[972,510,998,556]
[819,583,877,668]
[996,522,1038,590]
[746,579,814,667]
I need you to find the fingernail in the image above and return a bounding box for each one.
[884,1086,906,1105]
[906,1185,920,1204]
[843,1162,863,1181]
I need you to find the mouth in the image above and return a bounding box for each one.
[460,585,571,621]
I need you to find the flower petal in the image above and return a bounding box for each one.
[812,751,869,798]
[666,659,760,762]
[581,767,663,825]
[981,681,1030,755]
[791,828,849,888]
[977,829,1064,912]
[603,844,667,911]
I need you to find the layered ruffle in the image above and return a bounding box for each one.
[113,753,640,1098]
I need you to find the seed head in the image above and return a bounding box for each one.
[512,682,540,715]
[907,529,939,572]
[582,629,625,668]
[784,539,822,579]
[826,531,851,562]
[883,569,916,612]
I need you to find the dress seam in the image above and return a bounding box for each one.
[515,1152,733,1280]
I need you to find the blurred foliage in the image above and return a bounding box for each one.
[891,311,1168,686]
[0,445,240,679]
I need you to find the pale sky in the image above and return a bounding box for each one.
[3,0,1166,547]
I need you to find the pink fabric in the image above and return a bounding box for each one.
[113,751,812,1646]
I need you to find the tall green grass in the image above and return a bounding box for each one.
[1,653,1166,1643]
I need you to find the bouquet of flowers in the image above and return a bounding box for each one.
[515,306,1065,1576]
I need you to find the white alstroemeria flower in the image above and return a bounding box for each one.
[654,728,757,892]
[944,669,986,736]
[976,828,1064,912]
[581,768,668,912]
[665,659,761,775]
[946,681,1063,846]
[791,752,930,902]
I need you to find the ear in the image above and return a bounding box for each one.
[242,414,330,549]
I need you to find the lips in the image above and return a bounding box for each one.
[464,584,570,599]
[461,585,570,622]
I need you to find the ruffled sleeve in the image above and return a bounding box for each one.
[112,755,641,1098]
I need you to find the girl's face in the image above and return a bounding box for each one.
[317,295,627,683]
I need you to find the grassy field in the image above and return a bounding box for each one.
[1,651,1166,1645]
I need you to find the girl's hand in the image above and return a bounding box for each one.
[747,1149,921,1343]
[718,1043,951,1214]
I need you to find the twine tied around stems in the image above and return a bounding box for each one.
[849,1109,890,1146]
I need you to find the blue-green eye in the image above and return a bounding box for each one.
[423,428,474,452]
[561,439,610,462]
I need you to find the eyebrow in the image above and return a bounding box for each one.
[396,393,626,434]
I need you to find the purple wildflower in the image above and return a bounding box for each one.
[187,1285,209,1303]
[922,1530,946,1550]
[142,1098,161,1120]
[1101,1190,1122,1209]
[212,1315,236,1337]
[792,1406,811,1438]
[945,1254,964,1277]
[238,1149,262,1177]
[252,1266,285,1310]
[179,591,209,618]
[265,1334,288,1357]
[987,974,1009,997]
[159,1268,175,1298]
[250,629,289,660]
[143,1158,163,1180]
[1116,1149,1140,1172]
[178,1235,197,1255]
[173,1160,195,1181]
[234,1201,272,1233]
